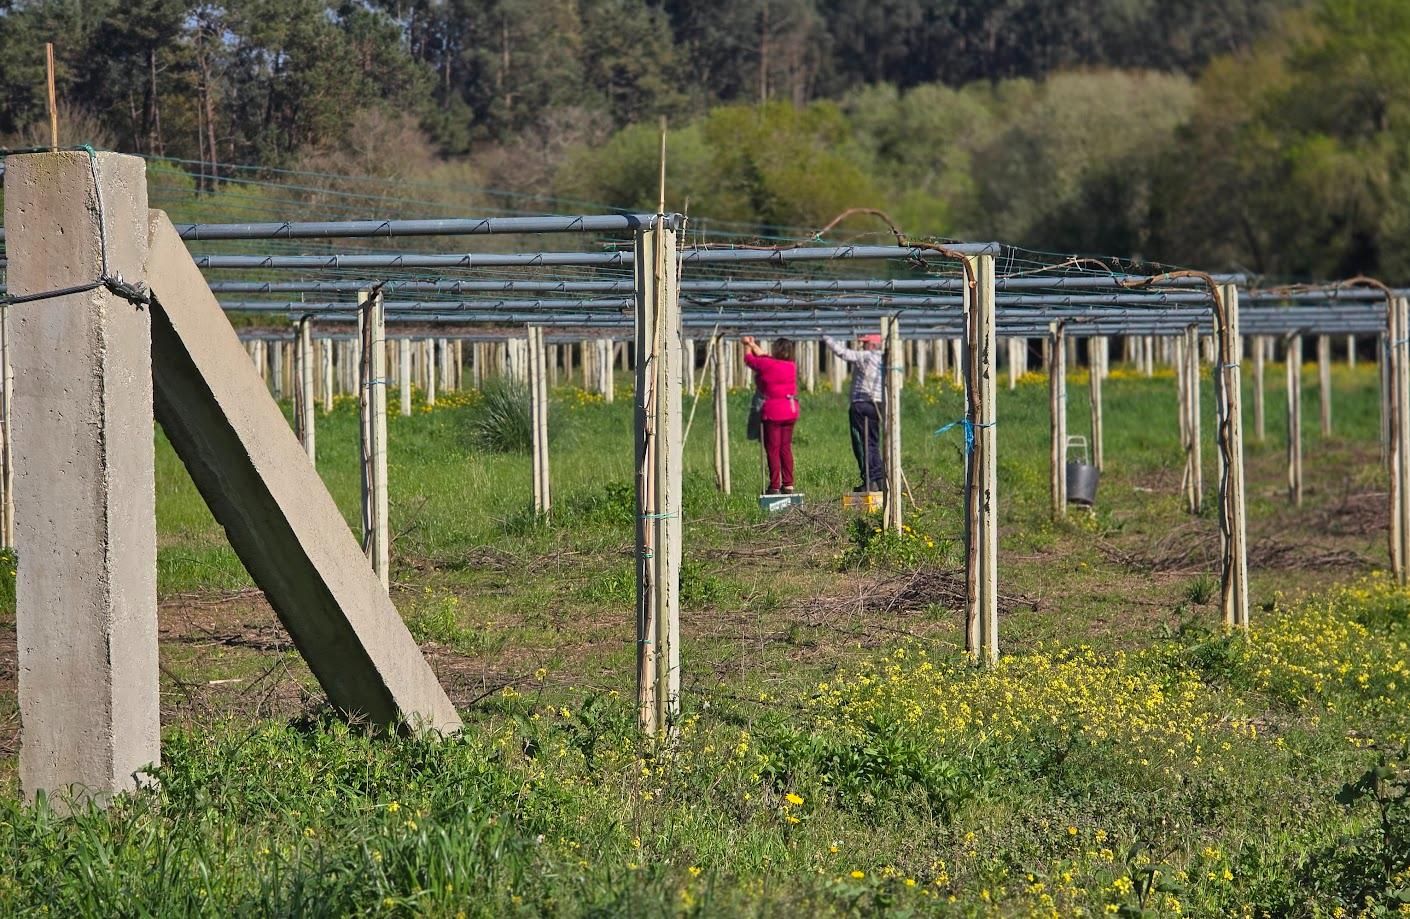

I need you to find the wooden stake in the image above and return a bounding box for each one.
[1217,283,1250,629]
[358,291,389,590]
[320,338,333,413]
[45,43,58,151]
[0,305,12,547]
[1049,320,1067,518]
[424,339,436,406]
[1384,332,1393,469]
[976,256,999,662]
[1253,335,1266,443]
[1186,325,1203,515]
[398,338,412,416]
[1286,334,1303,506]
[528,327,551,518]
[1348,334,1357,370]
[882,316,904,534]
[1395,299,1410,584]
[1389,298,1410,583]
[295,318,315,461]
[1318,334,1333,437]
[1089,336,1104,472]
[713,336,731,494]
[634,221,681,734]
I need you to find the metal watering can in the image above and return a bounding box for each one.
[1066,435,1100,507]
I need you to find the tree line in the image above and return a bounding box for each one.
[0,0,1291,161]
[5,0,1410,280]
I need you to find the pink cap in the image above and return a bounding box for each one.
[860,334,882,345]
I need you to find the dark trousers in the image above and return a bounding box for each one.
[849,401,885,490]
[762,420,795,492]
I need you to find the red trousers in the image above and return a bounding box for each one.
[762,420,795,492]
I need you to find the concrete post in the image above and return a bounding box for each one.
[7,151,159,806]
[146,213,459,732]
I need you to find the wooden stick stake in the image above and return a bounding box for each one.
[1089,335,1104,472]
[1217,283,1250,629]
[528,327,551,518]
[1318,334,1333,437]
[0,305,12,547]
[358,290,389,590]
[1393,300,1404,580]
[295,318,315,461]
[1253,335,1266,443]
[713,336,731,494]
[1049,320,1067,517]
[45,43,58,151]
[1287,334,1303,506]
[882,316,904,533]
[976,256,999,662]
[1186,325,1203,514]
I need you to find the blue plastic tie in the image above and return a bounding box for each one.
[933,417,996,455]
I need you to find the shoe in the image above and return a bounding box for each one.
[782,486,795,494]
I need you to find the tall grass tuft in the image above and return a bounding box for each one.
[469,380,533,453]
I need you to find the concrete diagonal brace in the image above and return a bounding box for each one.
[144,211,461,733]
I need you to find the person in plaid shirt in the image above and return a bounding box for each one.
[823,333,885,492]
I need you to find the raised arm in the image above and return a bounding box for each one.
[823,335,863,363]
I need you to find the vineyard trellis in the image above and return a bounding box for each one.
[1,148,1408,807]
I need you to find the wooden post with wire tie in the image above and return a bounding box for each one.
[357,288,389,590]
[962,252,1000,663]
[1216,282,1250,629]
[295,316,315,462]
[635,120,682,734]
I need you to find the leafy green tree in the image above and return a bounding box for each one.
[580,0,684,126]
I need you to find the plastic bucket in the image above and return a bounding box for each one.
[1066,461,1099,506]
[1065,435,1099,506]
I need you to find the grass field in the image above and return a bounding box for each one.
[1,356,1407,916]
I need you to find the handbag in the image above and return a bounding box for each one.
[745,392,764,441]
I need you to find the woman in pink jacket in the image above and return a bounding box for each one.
[742,336,801,494]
